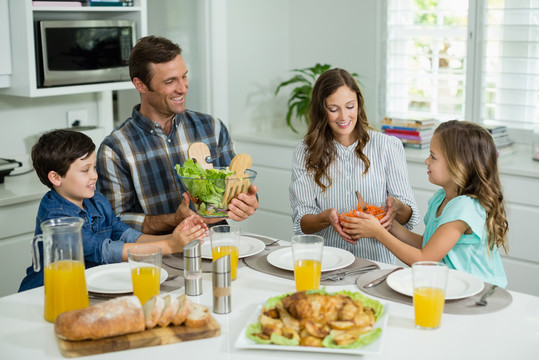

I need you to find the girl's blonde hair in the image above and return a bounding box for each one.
[435,120,508,252]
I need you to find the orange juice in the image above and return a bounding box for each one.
[293,259,321,291]
[43,260,89,322]
[131,266,161,305]
[413,286,445,328]
[212,245,239,280]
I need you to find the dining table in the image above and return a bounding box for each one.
[1,237,538,360]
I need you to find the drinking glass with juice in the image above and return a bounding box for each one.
[212,245,239,280]
[293,259,322,291]
[128,246,162,305]
[412,261,448,329]
[291,234,324,292]
[210,225,240,280]
[413,286,445,328]
[131,265,161,305]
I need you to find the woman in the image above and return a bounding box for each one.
[289,68,419,263]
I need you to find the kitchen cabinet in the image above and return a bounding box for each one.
[234,131,539,296]
[0,173,47,297]
[0,0,147,97]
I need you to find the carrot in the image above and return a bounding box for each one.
[339,203,386,221]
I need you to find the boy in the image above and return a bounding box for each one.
[19,130,207,291]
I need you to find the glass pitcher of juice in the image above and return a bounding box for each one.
[31,217,89,322]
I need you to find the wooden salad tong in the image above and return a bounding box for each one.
[222,153,252,208]
[187,142,213,169]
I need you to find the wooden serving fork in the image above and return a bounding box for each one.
[187,142,213,169]
[221,153,252,208]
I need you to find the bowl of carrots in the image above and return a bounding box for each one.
[339,202,387,222]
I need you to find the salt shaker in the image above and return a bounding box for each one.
[212,254,231,314]
[184,239,202,296]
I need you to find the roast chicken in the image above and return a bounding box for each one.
[253,291,376,347]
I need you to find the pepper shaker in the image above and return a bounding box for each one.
[184,239,202,296]
[212,254,231,314]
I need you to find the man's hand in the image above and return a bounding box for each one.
[227,184,259,221]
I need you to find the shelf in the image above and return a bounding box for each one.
[0,0,147,98]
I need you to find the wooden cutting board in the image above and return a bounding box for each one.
[56,315,220,358]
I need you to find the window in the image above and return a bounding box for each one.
[384,0,539,136]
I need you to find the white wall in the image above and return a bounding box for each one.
[0,94,100,171]
[224,0,380,136]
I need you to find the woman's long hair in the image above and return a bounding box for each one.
[435,120,509,252]
[304,68,370,191]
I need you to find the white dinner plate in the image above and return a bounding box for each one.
[85,263,168,294]
[235,300,389,355]
[201,235,266,259]
[386,268,484,300]
[266,246,355,272]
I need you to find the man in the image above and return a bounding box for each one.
[97,36,258,234]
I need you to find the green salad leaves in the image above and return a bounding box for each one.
[175,158,233,217]
[245,289,384,349]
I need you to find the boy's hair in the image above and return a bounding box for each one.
[129,35,182,89]
[434,120,508,252]
[32,130,96,189]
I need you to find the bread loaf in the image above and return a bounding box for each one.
[185,303,210,328]
[172,294,192,326]
[143,295,165,329]
[55,294,210,341]
[54,296,145,341]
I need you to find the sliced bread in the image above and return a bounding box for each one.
[172,294,192,326]
[142,295,165,329]
[184,303,210,328]
[157,294,180,327]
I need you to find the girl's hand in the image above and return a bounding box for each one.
[341,211,386,241]
[379,196,399,230]
[327,208,354,244]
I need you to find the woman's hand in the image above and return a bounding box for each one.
[327,208,354,244]
[379,196,399,230]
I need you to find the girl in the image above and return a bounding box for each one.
[348,120,508,287]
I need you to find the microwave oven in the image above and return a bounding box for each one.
[35,20,136,88]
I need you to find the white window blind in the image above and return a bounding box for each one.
[480,0,539,130]
[385,0,539,131]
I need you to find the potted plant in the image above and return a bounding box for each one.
[275,63,361,133]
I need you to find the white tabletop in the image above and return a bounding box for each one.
[1,261,538,360]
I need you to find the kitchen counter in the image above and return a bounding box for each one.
[234,129,539,179]
[1,261,538,359]
[0,170,47,207]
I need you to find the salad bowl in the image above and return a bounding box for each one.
[176,159,257,218]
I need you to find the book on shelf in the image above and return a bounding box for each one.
[382,126,434,137]
[87,0,133,6]
[483,124,507,134]
[382,117,437,129]
[32,1,82,6]
[403,142,430,150]
[385,133,433,142]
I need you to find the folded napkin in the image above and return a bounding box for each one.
[243,246,378,286]
[357,269,513,315]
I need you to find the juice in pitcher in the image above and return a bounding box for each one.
[44,260,89,322]
[131,265,161,305]
[212,245,239,280]
[294,259,321,291]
